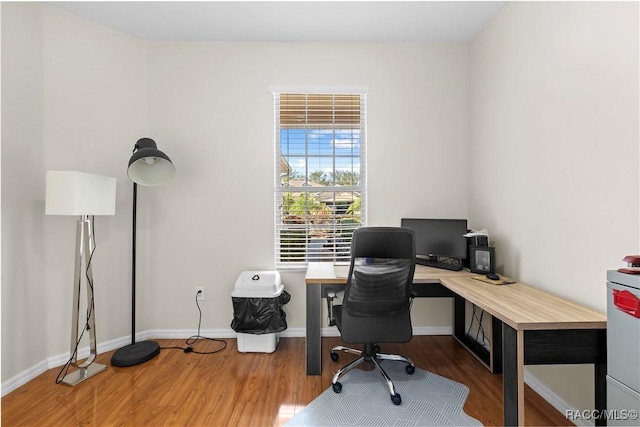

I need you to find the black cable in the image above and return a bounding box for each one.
[475,309,486,344]
[85,216,96,326]
[466,305,475,337]
[160,291,227,355]
[439,256,462,266]
[466,304,487,347]
[55,216,97,384]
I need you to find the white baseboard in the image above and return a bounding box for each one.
[1,326,450,396]
[1,333,150,397]
[1,359,49,398]
[524,369,592,426]
[413,326,453,336]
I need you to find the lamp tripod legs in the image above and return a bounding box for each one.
[60,217,106,386]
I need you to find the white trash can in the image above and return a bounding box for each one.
[230,271,289,353]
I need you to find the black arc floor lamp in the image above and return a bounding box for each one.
[111,138,176,367]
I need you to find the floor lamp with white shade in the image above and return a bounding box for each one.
[111,138,176,367]
[45,170,117,385]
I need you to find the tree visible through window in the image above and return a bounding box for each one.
[274,92,366,267]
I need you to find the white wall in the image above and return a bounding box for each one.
[40,4,148,352]
[0,1,3,382]
[470,0,639,413]
[144,41,470,333]
[1,3,147,380]
[2,2,47,381]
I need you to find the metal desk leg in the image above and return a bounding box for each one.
[503,324,525,426]
[453,295,466,340]
[306,283,322,375]
[491,316,503,373]
[595,361,607,426]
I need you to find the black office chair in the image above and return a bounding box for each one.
[329,226,417,405]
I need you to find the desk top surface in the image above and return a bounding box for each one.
[305,262,606,331]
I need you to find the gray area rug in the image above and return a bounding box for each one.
[286,362,482,426]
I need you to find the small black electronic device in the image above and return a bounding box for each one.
[470,246,495,274]
[469,235,489,247]
[416,258,463,271]
[486,273,500,281]
[401,218,467,271]
[464,234,488,268]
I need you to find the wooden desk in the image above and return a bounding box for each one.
[305,262,607,426]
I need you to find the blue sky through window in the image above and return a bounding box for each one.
[280,128,361,179]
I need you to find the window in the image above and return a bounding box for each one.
[273,89,367,267]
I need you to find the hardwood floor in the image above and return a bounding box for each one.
[1,336,573,426]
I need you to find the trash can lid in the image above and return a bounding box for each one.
[232,271,284,297]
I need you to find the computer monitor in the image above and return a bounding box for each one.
[400,218,468,260]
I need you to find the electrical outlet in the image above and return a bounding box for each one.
[196,287,205,301]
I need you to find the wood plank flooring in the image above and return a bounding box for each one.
[1,336,573,426]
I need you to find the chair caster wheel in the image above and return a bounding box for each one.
[391,393,402,405]
[332,382,342,393]
[330,351,339,362]
[406,365,415,375]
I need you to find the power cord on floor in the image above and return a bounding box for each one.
[160,290,227,355]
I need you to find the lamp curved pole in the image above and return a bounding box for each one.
[131,182,138,345]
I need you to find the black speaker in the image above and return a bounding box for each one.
[472,235,488,246]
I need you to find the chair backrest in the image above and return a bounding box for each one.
[343,227,416,318]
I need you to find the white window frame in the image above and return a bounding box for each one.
[271,86,368,269]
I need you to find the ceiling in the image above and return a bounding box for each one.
[48,1,506,43]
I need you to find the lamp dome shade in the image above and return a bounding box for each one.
[127,138,176,186]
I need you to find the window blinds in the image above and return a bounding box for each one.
[274,92,367,267]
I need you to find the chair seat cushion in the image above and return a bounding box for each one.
[334,305,412,344]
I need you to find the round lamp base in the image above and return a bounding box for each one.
[111,341,160,367]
